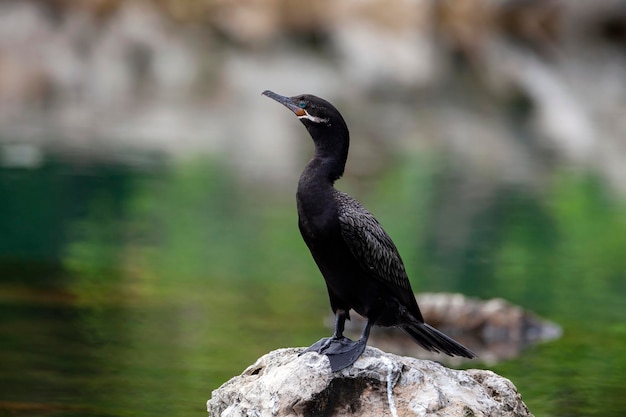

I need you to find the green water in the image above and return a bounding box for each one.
[0,153,625,417]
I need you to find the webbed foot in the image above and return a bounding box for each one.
[300,337,367,372]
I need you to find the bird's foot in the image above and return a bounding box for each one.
[300,337,367,372]
[300,336,341,354]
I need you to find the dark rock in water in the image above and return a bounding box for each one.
[207,347,534,417]
[340,293,562,365]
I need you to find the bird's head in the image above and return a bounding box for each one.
[262,91,350,179]
[262,90,347,133]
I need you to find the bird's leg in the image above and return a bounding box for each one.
[300,309,348,354]
[330,308,347,339]
[357,318,373,345]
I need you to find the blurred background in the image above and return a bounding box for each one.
[1,0,625,416]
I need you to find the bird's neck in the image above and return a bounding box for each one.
[297,129,349,232]
[305,127,349,183]
[297,157,341,230]
[297,125,349,202]
[297,153,345,220]
[299,156,339,191]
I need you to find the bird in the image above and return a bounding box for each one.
[262,90,476,371]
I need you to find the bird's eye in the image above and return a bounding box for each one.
[298,101,306,109]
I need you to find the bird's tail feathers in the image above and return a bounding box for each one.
[402,323,476,359]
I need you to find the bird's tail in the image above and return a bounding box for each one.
[402,323,476,359]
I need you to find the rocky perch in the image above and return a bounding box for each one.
[207,347,533,417]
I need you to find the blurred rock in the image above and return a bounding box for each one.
[208,347,533,417]
[0,0,625,193]
[341,293,561,365]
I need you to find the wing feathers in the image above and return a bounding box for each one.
[336,192,411,291]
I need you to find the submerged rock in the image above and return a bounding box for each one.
[207,347,533,417]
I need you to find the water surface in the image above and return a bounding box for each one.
[0,153,625,417]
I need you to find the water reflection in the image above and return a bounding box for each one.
[0,153,625,416]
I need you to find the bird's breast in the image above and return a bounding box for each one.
[296,190,340,242]
[297,205,338,241]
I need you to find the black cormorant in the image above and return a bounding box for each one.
[262,90,476,371]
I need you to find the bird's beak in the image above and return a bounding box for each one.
[262,90,306,117]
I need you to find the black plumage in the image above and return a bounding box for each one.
[262,90,475,371]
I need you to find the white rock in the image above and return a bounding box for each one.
[208,347,533,417]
